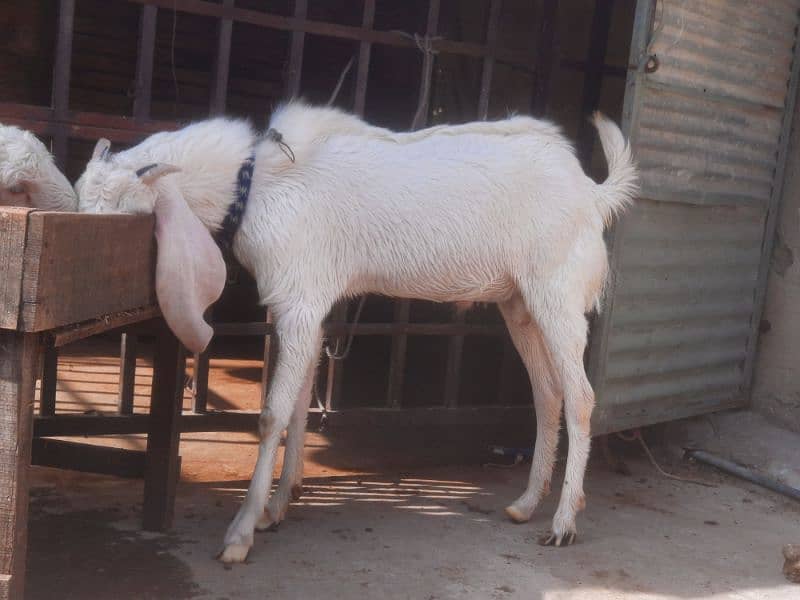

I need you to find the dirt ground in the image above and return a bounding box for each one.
[24,342,800,599]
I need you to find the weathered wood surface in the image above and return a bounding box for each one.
[0,208,34,331]
[0,332,39,600]
[143,325,185,531]
[0,210,158,334]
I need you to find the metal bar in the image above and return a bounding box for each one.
[210,0,234,115]
[285,0,308,98]
[531,0,559,116]
[126,0,528,66]
[39,343,58,417]
[576,0,615,166]
[743,17,800,393]
[477,0,503,119]
[118,333,138,415]
[133,5,158,120]
[686,449,800,503]
[353,0,376,116]
[51,0,76,168]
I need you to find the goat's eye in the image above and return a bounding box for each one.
[8,184,25,194]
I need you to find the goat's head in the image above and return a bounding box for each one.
[0,124,78,211]
[76,138,180,215]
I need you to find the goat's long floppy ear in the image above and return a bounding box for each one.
[92,138,111,160]
[151,178,226,354]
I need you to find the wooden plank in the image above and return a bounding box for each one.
[477,0,502,119]
[38,344,58,417]
[143,324,184,531]
[133,5,158,121]
[442,312,466,408]
[31,439,146,479]
[0,208,33,331]
[51,308,160,348]
[19,213,157,333]
[118,333,138,415]
[52,0,76,168]
[353,0,376,116]
[0,332,39,600]
[34,414,151,437]
[285,0,308,98]
[210,0,234,115]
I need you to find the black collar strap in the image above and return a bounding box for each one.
[217,153,255,250]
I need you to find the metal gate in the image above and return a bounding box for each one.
[589,0,800,434]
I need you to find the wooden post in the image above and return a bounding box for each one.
[531,0,559,117]
[0,332,39,600]
[133,4,157,121]
[285,0,308,98]
[118,333,138,415]
[191,350,210,413]
[51,0,75,169]
[38,342,58,416]
[143,323,185,531]
[210,0,234,115]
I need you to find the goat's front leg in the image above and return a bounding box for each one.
[255,362,315,531]
[219,309,323,563]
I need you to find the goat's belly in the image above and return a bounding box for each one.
[362,273,516,304]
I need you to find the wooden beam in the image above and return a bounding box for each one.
[0,332,39,600]
[0,208,33,331]
[52,0,76,168]
[285,0,308,98]
[51,308,161,348]
[191,350,210,413]
[353,0,376,116]
[210,0,234,114]
[531,0,559,117]
[31,439,146,479]
[577,0,615,166]
[133,5,158,121]
[143,324,185,531]
[127,0,529,65]
[477,0,502,119]
[38,344,58,417]
[118,333,138,415]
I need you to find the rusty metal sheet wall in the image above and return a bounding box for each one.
[590,0,800,434]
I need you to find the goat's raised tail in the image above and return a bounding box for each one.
[591,112,638,225]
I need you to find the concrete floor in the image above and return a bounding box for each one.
[24,343,800,599]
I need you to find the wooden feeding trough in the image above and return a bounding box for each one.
[0,207,183,600]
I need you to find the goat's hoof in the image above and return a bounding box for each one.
[218,543,251,563]
[504,505,531,524]
[255,508,279,532]
[291,484,304,502]
[539,531,577,547]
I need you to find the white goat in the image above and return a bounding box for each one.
[0,123,77,210]
[75,102,637,563]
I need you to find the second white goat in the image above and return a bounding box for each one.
[76,102,638,563]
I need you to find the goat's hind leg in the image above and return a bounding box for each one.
[522,285,594,547]
[498,296,563,524]
[220,309,323,563]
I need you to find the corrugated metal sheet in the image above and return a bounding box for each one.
[592,0,800,433]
